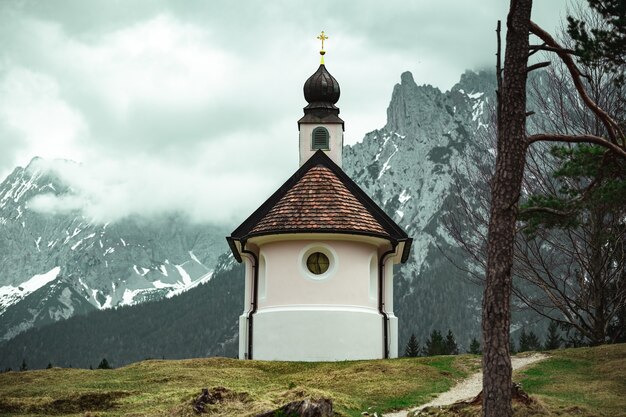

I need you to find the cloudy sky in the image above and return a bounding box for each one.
[0,0,572,226]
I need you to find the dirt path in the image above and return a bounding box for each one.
[383,353,548,417]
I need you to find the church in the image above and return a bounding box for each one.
[227,32,412,361]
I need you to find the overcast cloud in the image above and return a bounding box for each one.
[0,0,573,226]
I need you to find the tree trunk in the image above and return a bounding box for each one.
[482,1,533,417]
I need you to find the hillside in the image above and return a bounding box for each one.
[0,344,624,417]
[0,158,229,341]
[0,254,243,370]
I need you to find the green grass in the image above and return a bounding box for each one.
[404,344,626,417]
[0,355,478,417]
[518,343,626,417]
[2,344,623,417]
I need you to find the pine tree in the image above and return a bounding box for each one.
[404,333,420,357]
[567,0,626,81]
[89,364,93,370]
[544,322,562,350]
[424,330,446,356]
[46,362,53,369]
[97,358,112,369]
[518,329,530,352]
[461,2,626,414]
[468,338,481,355]
[526,331,542,351]
[19,359,27,372]
[444,330,459,355]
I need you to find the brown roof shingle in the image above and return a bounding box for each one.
[228,150,411,262]
[249,164,388,236]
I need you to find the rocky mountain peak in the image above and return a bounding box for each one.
[344,69,498,349]
[452,69,496,96]
[400,71,415,85]
[385,72,451,138]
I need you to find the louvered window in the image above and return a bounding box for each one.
[311,127,330,150]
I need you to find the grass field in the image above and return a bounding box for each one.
[517,343,626,417]
[415,343,626,417]
[0,354,478,417]
[0,344,623,417]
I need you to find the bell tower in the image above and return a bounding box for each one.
[298,31,345,167]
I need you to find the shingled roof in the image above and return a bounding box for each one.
[228,150,411,261]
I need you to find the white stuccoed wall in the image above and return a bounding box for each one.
[238,237,399,361]
[299,123,344,167]
[254,306,383,361]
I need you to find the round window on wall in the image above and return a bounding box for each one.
[306,252,330,275]
[300,244,337,281]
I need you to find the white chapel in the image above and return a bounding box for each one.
[227,32,412,361]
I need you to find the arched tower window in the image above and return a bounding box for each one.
[311,127,330,150]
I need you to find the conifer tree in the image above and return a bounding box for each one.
[469,338,481,355]
[526,331,542,351]
[404,333,420,357]
[544,322,562,350]
[444,330,459,355]
[97,358,112,369]
[19,359,27,372]
[509,337,517,355]
[518,329,530,352]
[424,330,446,356]
[46,362,53,369]
[567,0,626,82]
[481,1,626,415]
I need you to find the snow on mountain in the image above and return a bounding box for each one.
[0,266,60,314]
[0,158,229,340]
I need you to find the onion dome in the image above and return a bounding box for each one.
[303,64,340,108]
[299,31,343,123]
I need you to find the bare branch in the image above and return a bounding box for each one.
[496,20,503,125]
[528,44,578,55]
[527,61,551,73]
[529,21,625,144]
[527,133,626,160]
[519,206,573,216]
[528,42,545,57]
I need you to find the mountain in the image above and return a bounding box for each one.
[343,70,497,351]
[0,254,243,370]
[0,69,548,368]
[0,159,229,340]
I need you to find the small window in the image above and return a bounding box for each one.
[300,244,337,281]
[311,127,330,150]
[306,252,330,275]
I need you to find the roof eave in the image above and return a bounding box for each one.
[226,236,243,263]
[229,150,410,243]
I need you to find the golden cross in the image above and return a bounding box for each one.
[317,31,328,50]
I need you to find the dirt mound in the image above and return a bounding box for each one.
[0,391,131,415]
[191,386,252,414]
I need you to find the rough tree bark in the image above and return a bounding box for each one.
[482,1,533,417]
